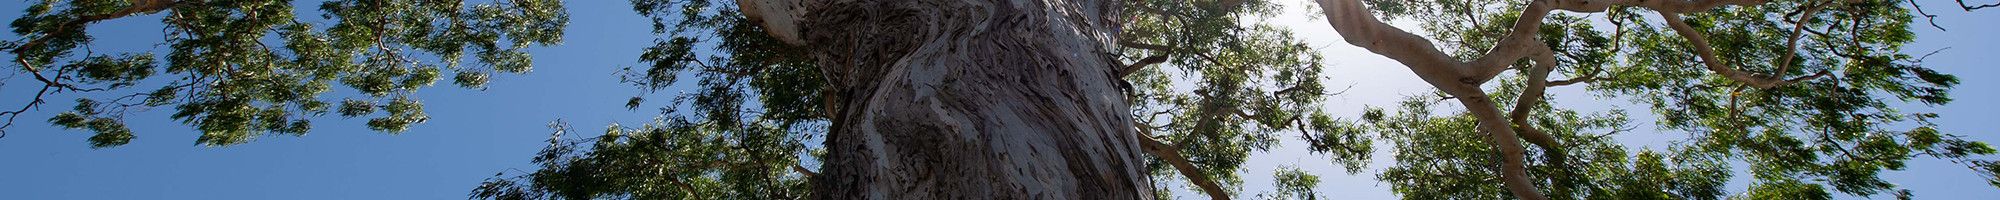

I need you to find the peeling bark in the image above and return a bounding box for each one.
[736,0,810,45]
[742,0,1153,199]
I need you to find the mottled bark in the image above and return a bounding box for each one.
[742,0,1153,199]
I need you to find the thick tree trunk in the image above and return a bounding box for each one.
[743,0,1154,199]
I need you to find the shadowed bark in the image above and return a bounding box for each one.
[742,0,1154,199]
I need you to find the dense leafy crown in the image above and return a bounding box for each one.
[474,0,818,199]
[1355,0,2000,199]
[9,0,1996,200]
[1121,0,1359,198]
[471,0,2000,199]
[3,0,567,147]
[470,0,1354,199]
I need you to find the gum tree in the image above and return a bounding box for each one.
[1315,0,2000,199]
[471,0,2000,199]
[2,0,567,147]
[472,0,1344,199]
[10,0,1997,200]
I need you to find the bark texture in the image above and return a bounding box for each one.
[744,0,1154,199]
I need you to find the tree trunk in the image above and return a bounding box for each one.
[742,0,1154,199]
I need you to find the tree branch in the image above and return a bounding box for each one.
[10,0,182,55]
[1775,1,1830,75]
[1547,68,1612,86]
[1458,94,1550,200]
[1307,1,1817,200]
[1118,41,1176,52]
[1314,2,1547,199]
[1909,0,1948,31]
[1658,12,1825,89]
[0,82,53,140]
[792,163,817,178]
[1313,0,1484,95]
[1510,51,1556,143]
[3,0,185,138]
[1136,124,1232,200]
[1121,55,1170,78]
[1544,0,1768,13]
[1511,51,1580,199]
[1962,0,2000,11]
[1464,2,1558,82]
[1546,8,1630,87]
[736,0,811,45]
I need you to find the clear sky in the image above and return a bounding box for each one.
[1,0,1996,199]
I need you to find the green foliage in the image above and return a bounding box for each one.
[1357,0,2000,198]
[1354,91,1735,200]
[472,0,818,199]
[5,0,568,146]
[471,121,809,200]
[1258,166,1325,200]
[471,0,1358,199]
[48,100,134,148]
[68,53,156,88]
[13,0,1992,199]
[477,1,1999,199]
[1121,1,1370,196]
[1744,178,1832,200]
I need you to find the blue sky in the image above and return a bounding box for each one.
[1,0,1997,199]
[0,1,660,199]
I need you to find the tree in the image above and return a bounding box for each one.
[11,0,1998,199]
[1316,0,2000,199]
[1363,86,1734,200]
[722,0,1160,198]
[473,0,1351,199]
[2,0,567,147]
[471,0,1999,199]
[463,0,2000,199]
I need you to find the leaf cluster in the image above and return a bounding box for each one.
[1359,0,2000,198]
[5,0,569,146]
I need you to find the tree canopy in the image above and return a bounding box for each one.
[1323,0,2000,198]
[7,0,1998,199]
[3,0,567,147]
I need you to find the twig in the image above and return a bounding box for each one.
[1910,0,1949,31]
[1961,0,2000,11]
